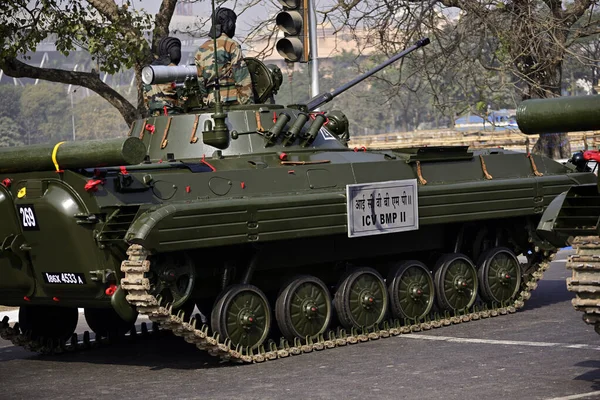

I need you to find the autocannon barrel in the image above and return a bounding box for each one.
[516,95,600,134]
[0,137,147,174]
[305,37,430,111]
[141,65,198,85]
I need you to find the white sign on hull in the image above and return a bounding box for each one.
[346,179,419,238]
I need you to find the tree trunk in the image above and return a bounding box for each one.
[152,0,179,51]
[401,109,409,131]
[413,109,420,131]
[134,64,146,113]
[532,133,571,159]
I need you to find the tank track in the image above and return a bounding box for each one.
[0,311,161,355]
[121,244,554,363]
[566,236,600,334]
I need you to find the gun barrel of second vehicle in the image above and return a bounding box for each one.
[305,37,430,111]
[141,65,198,85]
[516,94,600,134]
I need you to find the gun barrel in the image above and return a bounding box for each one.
[305,37,430,111]
[516,95,600,134]
[0,137,147,174]
[141,65,199,85]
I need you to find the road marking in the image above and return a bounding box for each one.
[402,334,600,351]
[545,391,600,400]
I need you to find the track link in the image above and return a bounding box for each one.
[566,236,600,334]
[0,311,161,354]
[121,244,554,364]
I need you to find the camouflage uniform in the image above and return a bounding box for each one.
[143,82,179,116]
[143,36,182,116]
[195,34,254,106]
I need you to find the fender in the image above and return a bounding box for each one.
[124,192,348,252]
[536,183,600,247]
[536,191,569,247]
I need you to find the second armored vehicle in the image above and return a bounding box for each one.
[517,94,600,334]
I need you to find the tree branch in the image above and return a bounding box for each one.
[0,57,140,126]
[153,0,178,49]
[87,0,120,22]
[565,0,595,23]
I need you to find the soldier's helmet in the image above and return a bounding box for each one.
[153,37,182,66]
[209,7,237,39]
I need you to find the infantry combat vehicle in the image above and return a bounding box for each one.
[517,95,600,334]
[0,38,596,362]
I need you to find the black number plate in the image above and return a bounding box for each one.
[17,204,39,231]
[43,272,87,285]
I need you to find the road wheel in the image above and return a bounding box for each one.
[19,305,78,342]
[434,253,478,312]
[147,252,195,309]
[478,247,522,303]
[387,260,434,320]
[211,284,271,349]
[334,267,388,329]
[275,275,332,341]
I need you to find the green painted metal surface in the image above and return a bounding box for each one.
[0,137,146,174]
[516,95,600,134]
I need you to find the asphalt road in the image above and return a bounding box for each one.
[1,249,600,400]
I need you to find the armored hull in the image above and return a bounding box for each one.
[0,45,596,360]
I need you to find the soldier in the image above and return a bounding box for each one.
[144,36,182,116]
[195,7,254,106]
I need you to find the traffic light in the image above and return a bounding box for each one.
[275,0,309,63]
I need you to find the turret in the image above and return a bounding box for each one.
[137,38,430,155]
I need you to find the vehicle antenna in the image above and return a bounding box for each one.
[210,0,222,108]
[202,0,230,149]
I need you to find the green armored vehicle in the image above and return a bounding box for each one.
[517,95,600,334]
[0,38,596,362]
